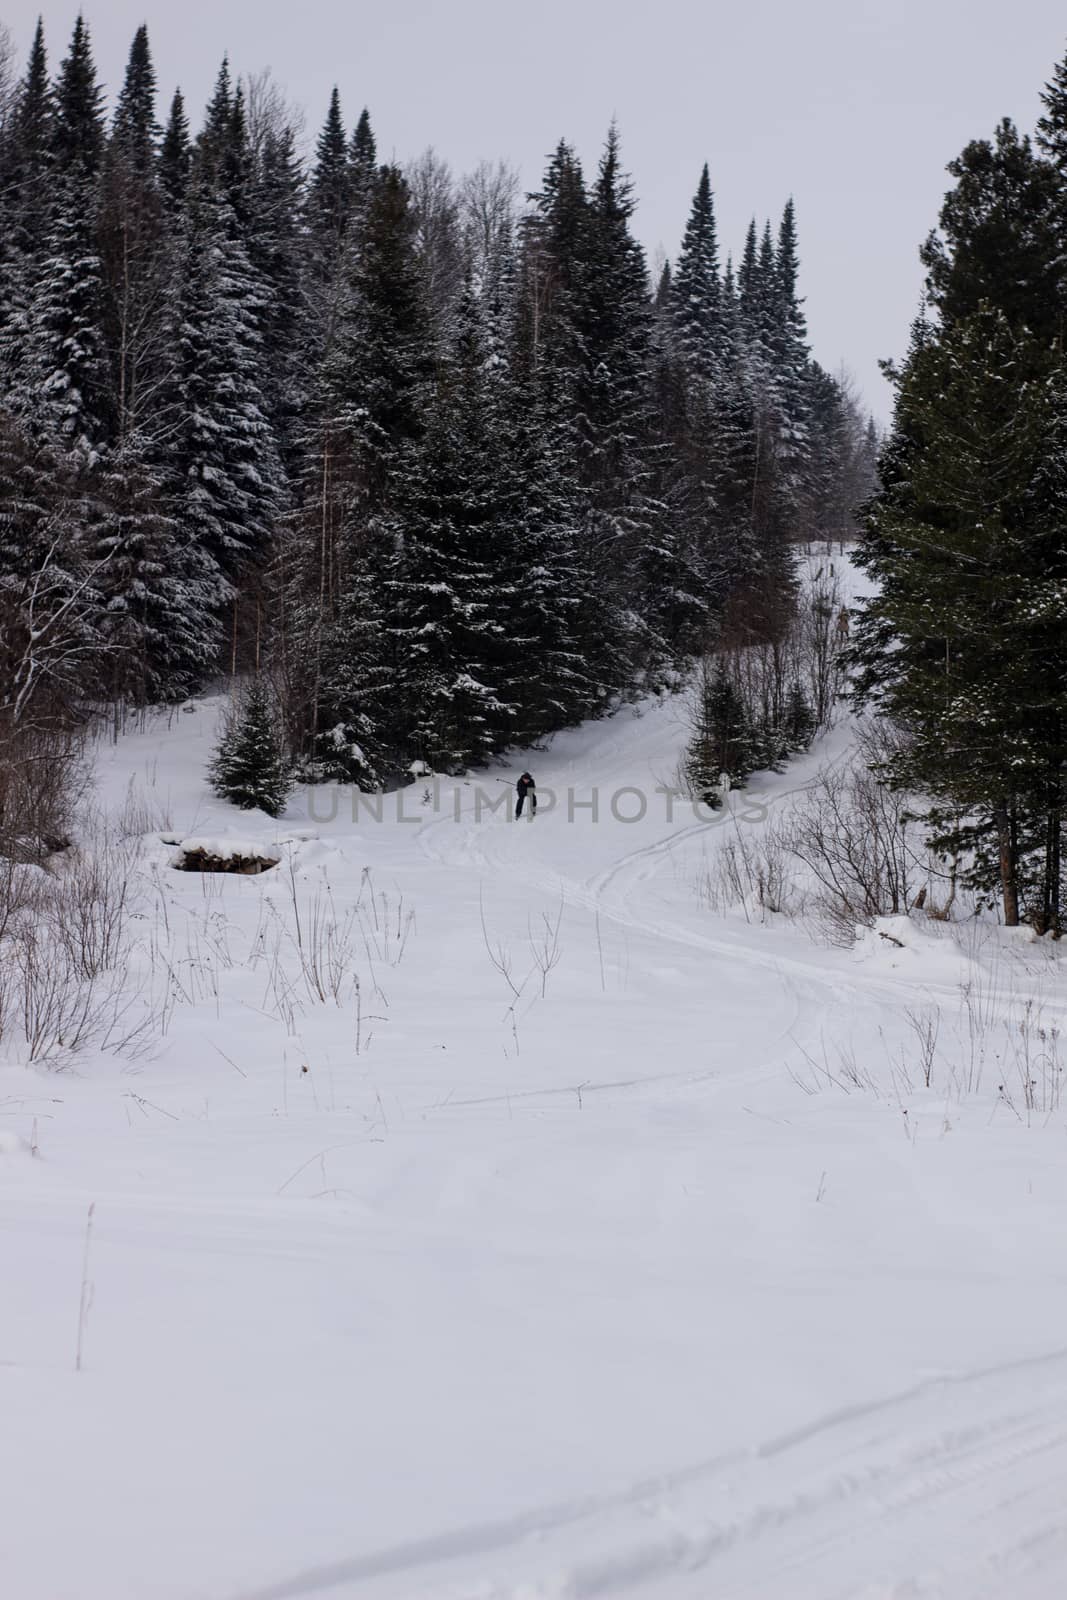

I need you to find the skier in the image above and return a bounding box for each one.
[515,771,537,819]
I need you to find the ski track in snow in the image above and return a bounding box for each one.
[232,1348,1067,1599]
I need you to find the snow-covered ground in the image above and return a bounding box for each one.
[4,560,1067,1599]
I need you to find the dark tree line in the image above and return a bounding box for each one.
[0,18,876,788]
[850,49,1067,933]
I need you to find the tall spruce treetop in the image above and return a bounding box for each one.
[112,24,160,174]
[755,220,778,342]
[14,18,51,150]
[350,108,376,181]
[1037,46,1067,169]
[8,20,53,247]
[308,87,348,242]
[773,198,807,354]
[27,16,109,454]
[0,20,52,384]
[52,15,104,182]
[160,90,191,209]
[738,219,759,328]
[219,80,252,224]
[200,57,232,159]
[582,123,654,486]
[348,108,378,239]
[341,163,434,452]
[99,26,168,446]
[672,163,721,380]
[520,137,590,381]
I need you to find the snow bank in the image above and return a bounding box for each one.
[852,914,974,984]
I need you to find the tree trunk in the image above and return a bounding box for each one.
[1045,792,1062,938]
[994,802,1020,926]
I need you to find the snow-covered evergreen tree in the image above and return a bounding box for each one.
[26,18,110,458]
[210,677,291,815]
[685,662,758,801]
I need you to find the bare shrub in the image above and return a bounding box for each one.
[10,918,143,1062]
[784,756,914,944]
[0,856,49,945]
[0,810,145,1061]
[0,723,88,862]
[45,830,137,980]
[702,825,801,921]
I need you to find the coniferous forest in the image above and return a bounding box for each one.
[0,18,877,793]
[849,47,1067,936]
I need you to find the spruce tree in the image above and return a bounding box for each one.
[98,26,169,447]
[686,663,757,800]
[248,123,306,471]
[782,679,816,750]
[672,164,721,382]
[307,87,349,261]
[26,17,109,456]
[166,176,283,590]
[851,108,1067,933]
[210,678,291,815]
[160,90,191,211]
[301,164,435,780]
[0,20,53,394]
[382,291,508,771]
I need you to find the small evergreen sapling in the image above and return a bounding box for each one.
[686,663,758,802]
[210,678,291,816]
[782,680,816,751]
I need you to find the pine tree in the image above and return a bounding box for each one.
[771,197,812,524]
[210,678,291,815]
[347,109,378,255]
[1037,44,1067,168]
[381,291,508,771]
[83,36,215,705]
[248,123,306,471]
[925,119,1062,341]
[667,164,737,634]
[307,87,349,260]
[98,26,169,447]
[685,662,757,800]
[7,19,52,256]
[737,220,760,330]
[782,679,816,750]
[160,90,191,211]
[851,116,1067,942]
[166,178,283,590]
[196,58,234,184]
[93,449,219,701]
[26,18,109,456]
[672,164,721,382]
[299,164,435,780]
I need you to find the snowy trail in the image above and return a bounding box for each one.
[5,639,1067,1597]
[232,1347,1067,1600]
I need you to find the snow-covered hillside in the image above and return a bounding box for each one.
[4,581,1067,1598]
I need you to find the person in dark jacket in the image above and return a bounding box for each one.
[515,771,536,819]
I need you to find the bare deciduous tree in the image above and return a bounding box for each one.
[459,158,519,280]
[406,148,465,327]
[242,68,306,163]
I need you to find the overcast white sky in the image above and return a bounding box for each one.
[6,1,1067,420]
